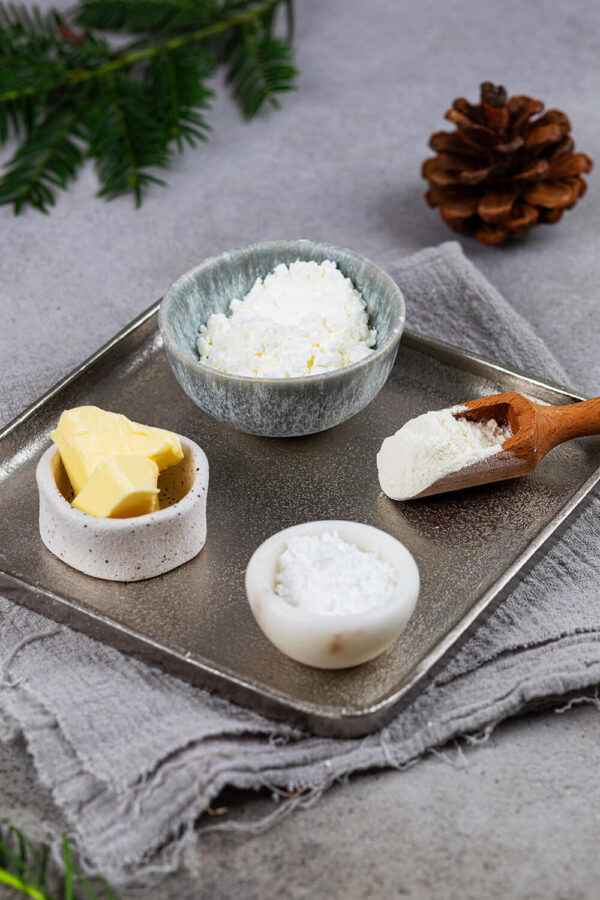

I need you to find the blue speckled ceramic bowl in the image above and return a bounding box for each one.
[158,240,405,437]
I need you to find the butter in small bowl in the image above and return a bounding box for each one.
[50,406,184,516]
[37,406,209,581]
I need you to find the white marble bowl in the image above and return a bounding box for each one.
[245,520,420,669]
[36,435,209,581]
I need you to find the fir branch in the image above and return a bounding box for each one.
[149,43,213,150]
[0,106,83,212]
[0,0,298,212]
[68,1,284,83]
[0,6,111,137]
[77,0,218,36]
[225,19,296,118]
[85,72,170,205]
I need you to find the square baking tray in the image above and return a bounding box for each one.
[1,303,599,737]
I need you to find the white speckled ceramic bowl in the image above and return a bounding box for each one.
[245,521,420,669]
[36,435,209,582]
[159,240,405,437]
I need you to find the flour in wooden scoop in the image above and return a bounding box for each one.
[377,405,513,500]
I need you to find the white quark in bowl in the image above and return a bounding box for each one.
[245,521,420,669]
[197,260,377,378]
[159,239,405,437]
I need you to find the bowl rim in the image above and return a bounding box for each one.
[36,434,208,530]
[158,239,406,386]
[245,519,420,628]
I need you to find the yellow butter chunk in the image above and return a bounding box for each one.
[72,455,160,518]
[51,406,183,495]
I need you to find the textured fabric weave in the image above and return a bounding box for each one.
[1,242,598,885]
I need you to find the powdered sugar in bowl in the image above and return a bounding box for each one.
[245,521,420,669]
[158,240,405,437]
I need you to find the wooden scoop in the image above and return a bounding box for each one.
[415,391,600,499]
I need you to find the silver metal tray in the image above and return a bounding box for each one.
[1,303,599,737]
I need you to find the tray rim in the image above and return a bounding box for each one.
[1,301,598,737]
[0,299,589,444]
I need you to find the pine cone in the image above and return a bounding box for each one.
[422,82,593,245]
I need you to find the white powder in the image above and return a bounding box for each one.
[197,260,376,378]
[377,405,513,501]
[275,531,397,615]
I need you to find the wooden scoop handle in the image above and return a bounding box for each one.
[535,396,600,451]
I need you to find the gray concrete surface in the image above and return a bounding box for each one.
[1,702,599,899]
[1,0,600,896]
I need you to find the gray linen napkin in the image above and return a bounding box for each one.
[1,242,599,886]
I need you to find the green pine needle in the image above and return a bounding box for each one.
[0,825,120,900]
[0,0,298,212]
[0,871,48,900]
